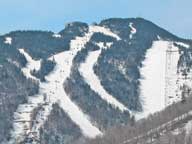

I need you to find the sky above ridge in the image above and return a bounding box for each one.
[0,0,191,38]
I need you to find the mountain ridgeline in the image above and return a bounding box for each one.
[0,18,192,144]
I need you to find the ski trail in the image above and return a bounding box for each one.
[18,49,41,81]
[9,50,49,143]
[165,43,180,106]
[137,41,189,120]
[136,41,168,120]
[89,26,121,40]
[9,25,121,143]
[129,22,137,39]
[79,48,128,112]
[175,42,190,48]
[37,51,102,138]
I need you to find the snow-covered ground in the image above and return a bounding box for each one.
[129,22,137,39]
[18,49,41,81]
[52,33,62,38]
[43,51,102,138]
[89,26,121,40]
[136,41,168,119]
[79,48,128,112]
[9,25,122,143]
[165,43,180,106]
[95,42,113,49]
[185,120,192,135]
[137,41,190,119]
[4,37,12,45]
[175,42,190,48]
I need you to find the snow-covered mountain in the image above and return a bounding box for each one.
[0,18,192,144]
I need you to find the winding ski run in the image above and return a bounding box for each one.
[9,26,122,144]
[79,45,128,112]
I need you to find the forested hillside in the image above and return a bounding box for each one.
[86,95,192,144]
[0,18,192,144]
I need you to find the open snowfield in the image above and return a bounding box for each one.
[137,41,168,119]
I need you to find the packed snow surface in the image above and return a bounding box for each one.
[45,51,102,138]
[138,41,190,119]
[137,41,168,119]
[18,49,41,81]
[79,48,128,112]
[165,43,180,106]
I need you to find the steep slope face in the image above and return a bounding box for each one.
[138,41,168,119]
[64,28,130,131]
[39,104,82,144]
[0,37,39,143]
[96,18,192,115]
[0,18,192,144]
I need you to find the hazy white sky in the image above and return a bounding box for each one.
[0,0,191,38]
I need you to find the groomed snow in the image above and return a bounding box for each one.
[164,44,180,106]
[89,26,121,40]
[18,49,41,81]
[136,41,168,119]
[43,51,102,138]
[79,48,128,112]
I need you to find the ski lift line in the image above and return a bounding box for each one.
[119,110,192,144]
[164,42,180,106]
[166,50,179,52]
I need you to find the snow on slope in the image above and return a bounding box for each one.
[9,25,122,143]
[89,26,121,40]
[129,22,137,39]
[185,120,192,135]
[95,42,113,49]
[79,48,128,112]
[4,37,12,45]
[18,49,41,81]
[52,33,62,38]
[165,43,180,106]
[41,51,102,138]
[137,41,191,119]
[9,50,42,143]
[137,41,168,119]
[34,25,121,138]
[175,42,190,48]
[37,25,121,137]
